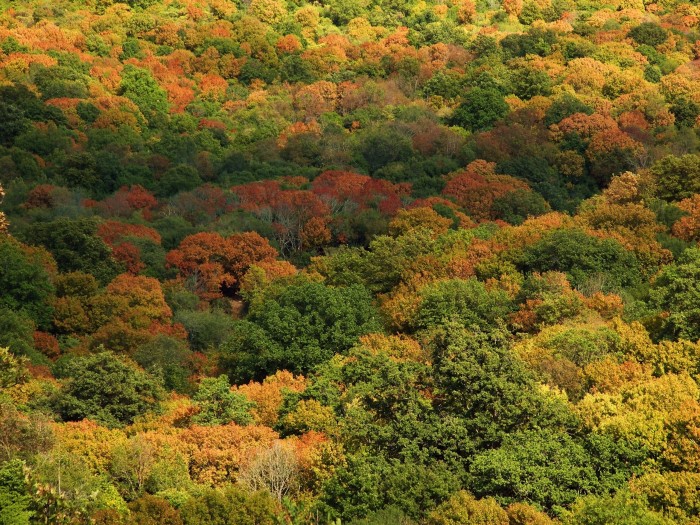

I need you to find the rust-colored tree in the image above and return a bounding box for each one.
[232,181,332,254]
[672,194,700,242]
[166,231,278,299]
[311,170,409,216]
[97,185,159,219]
[97,221,163,274]
[442,160,530,221]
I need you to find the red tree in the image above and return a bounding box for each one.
[97,221,162,274]
[97,185,159,219]
[166,232,279,299]
[442,160,529,221]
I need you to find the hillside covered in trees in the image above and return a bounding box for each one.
[2,0,700,522]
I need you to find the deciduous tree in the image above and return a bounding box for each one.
[54,352,165,428]
[166,232,278,300]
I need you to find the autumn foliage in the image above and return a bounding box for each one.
[166,232,278,299]
[3,0,700,522]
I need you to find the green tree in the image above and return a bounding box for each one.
[414,278,514,332]
[356,126,414,174]
[497,157,571,212]
[0,84,66,146]
[119,38,143,60]
[0,460,32,525]
[470,429,598,510]
[322,348,437,457]
[670,98,700,128]
[544,94,593,126]
[29,449,126,522]
[133,336,193,394]
[514,229,642,290]
[501,29,558,58]
[119,66,169,122]
[280,55,316,84]
[326,0,371,24]
[33,65,89,100]
[0,309,36,361]
[491,189,550,225]
[430,325,575,450]
[510,68,552,100]
[14,121,72,157]
[76,101,100,123]
[21,218,122,285]
[316,229,439,294]
[54,352,164,428]
[320,454,460,521]
[651,154,700,201]
[422,70,466,100]
[0,102,28,146]
[348,507,416,525]
[0,236,55,328]
[59,152,99,190]
[221,282,382,380]
[218,320,277,384]
[650,247,700,341]
[628,22,668,47]
[449,88,509,132]
[470,35,500,59]
[174,309,236,352]
[192,375,254,426]
[157,165,203,197]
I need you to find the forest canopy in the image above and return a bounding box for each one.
[2,0,700,522]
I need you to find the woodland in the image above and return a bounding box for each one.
[2,0,700,522]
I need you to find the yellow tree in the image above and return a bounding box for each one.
[179,423,278,486]
[356,333,427,363]
[234,371,307,427]
[630,471,700,523]
[576,373,700,457]
[427,491,509,525]
[53,420,127,474]
[388,207,452,238]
